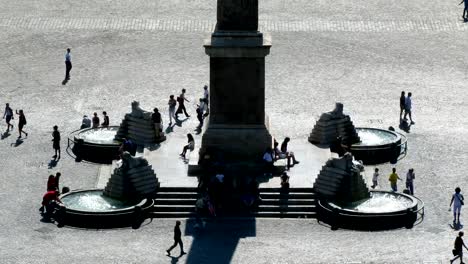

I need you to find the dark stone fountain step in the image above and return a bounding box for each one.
[259,193,316,199]
[252,212,317,218]
[149,212,198,218]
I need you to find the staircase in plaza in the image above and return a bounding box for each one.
[149,187,316,219]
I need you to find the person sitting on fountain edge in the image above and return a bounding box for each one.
[81,115,91,129]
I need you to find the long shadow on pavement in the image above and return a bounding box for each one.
[183,217,256,264]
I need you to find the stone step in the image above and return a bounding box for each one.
[155,199,197,205]
[149,212,198,218]
[157,187,199,192]
[148,212,317,219]
[155,192,200,199]
[259,199,316,205]
[259,193,316,199]
[258,188,314,193]
[255,205,316,212]
[153,205,195,212]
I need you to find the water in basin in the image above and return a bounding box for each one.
[61,190,134,212]
[77,128,119,144]
[330,192,414,213]
[354,129,397,146]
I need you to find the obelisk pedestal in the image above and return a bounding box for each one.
[199,0,272,162]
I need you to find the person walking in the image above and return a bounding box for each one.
[405,168,415,195]
[399,91,406,120]
[176,89,190,118]
[180,133,195,159]
[15,109,28,138]
[3,103,14,131]
[403,92,415,124]
[451,231,468,264]
[460,0,468,22]
[388,167,402,192]
[371,168,379,189]
[92,112,100,128]
[101,111,109,127]
[203,85,209,113]
[450,187,465,224]
[168,95,177,125]
[64,48,72,81]
[166,221,186,256]
[196,98,207,128]
[52,125,61,159]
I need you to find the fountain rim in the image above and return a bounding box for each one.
[352,127,403,149]
[70,126,121,147]
[319,190,419,216]
[60,189,148,214]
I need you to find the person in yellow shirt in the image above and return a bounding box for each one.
[388,168,402,192]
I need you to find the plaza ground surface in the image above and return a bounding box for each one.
[1,0,468,263]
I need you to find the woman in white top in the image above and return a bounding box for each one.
[450,187,465,224]
[180,133,195,159]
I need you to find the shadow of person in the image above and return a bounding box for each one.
[166,124,176,134]
[399,119,412,133]
[48,158,59,169]
[194,126,202,135]
[167,253,185,264]
[10,138,23,147]
[184,217,256,263]
[1,131,11,140]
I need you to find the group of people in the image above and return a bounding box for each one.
[370,167,416,195]
[39,172,68,225]
[167,86,209,127]
[3,103,28,138]
[81,111,109,129]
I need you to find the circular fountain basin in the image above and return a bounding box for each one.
[70,126,121,164]
[317,191,422,230]
[350,127,405,165]
[60,189,154,228]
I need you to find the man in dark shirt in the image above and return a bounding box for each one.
[399,91,406,120]
[101,111,109,127]
[152,108,162,139]
[166,221,186,256]
[451,231,468,263]
[280,137,299,169]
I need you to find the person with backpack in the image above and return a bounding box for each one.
[450,187,465,224]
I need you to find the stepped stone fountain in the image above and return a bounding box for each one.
[115,101,166,145]
[104,152,160,200]
[313,153,369,205]
[308,103,360,145]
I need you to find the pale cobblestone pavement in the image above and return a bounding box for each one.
[0,0,467,263]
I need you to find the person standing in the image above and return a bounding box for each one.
[399,91,406,120]
[451,232,468,264]
[65,48,72,81]
[168,95,177,125]
[371,168,379,189]
[405,168,416,195]
[176,89,190,118]
[196,98,207,128]
[152,108,162,139]
[460,0,468,22]
[403,92,415,124]
[52,125,61,159]
[166,220,186,256]
[3,103,14,131]
[15,109,28,138]
[388,167,402,192]
[203,85,209,113]
[450,187,465,224]
[101,111,109,127]
[92,112,100,128]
